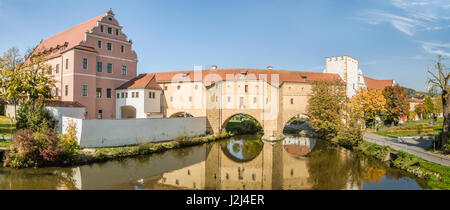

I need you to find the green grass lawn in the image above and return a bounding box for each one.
[0,116,15,138]
[374,118,443,137]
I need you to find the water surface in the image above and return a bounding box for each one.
[0,135,427,190]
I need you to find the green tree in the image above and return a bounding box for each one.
[433,96,443,115]
[0,48,55,104]
[424,95,434,118]
[0,48,23,113]
[307,80,346,140]
[15,101,56,132]
[382,84,410,126]
[427,55,450,150]
[414,102,430,119]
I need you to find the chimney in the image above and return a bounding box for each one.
[267,66,273,70]
[211,65,217,70]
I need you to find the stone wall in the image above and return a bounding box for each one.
[62,116,206,148]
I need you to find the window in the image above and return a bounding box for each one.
[132,92,135,98]
[107,63,113,73]
[136,92,139,98]
[253,97,257,104]
[96,88,102,98]
[107,43,112,51]
[189,96,192,102]
[170,96,173,102]
[228,96,231,102]
[97,110,103,119]
[121,45,124,53]
[245,85,248,93]
[48,66,52,74]
[177,85,181,90]
[81,85,88,96]
[121,65,127,75]
[97,62,103,72]
[56,64,59,73]
[195,85,198,90]
[82,58,88,70]
[55,88,59,97]
[108,17,112,21]
[106,88,112,98]
[65,59,69,69]
[117,93,120,98]
[65,85,68,96]
[121,92,124,98]
[98,40,102,48]
[116,29,119,36]
[164,86,168,91]
[107,27,112,34]
[149,92,155,99]
[291,98,294,105]
[125,92,128,98]
[100,25,104,32]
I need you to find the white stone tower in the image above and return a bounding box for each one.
[323,56,365,98]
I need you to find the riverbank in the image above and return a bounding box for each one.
[1,132,234,168]
[353,140,450,190]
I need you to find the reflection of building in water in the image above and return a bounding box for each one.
[66,137,375,190]
[68,137,317,190]
[282,137,316,158]
[156,137,316,190]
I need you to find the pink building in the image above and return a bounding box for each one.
[29,10,137,119]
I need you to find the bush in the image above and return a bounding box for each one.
[334,126,362,149]
[16,101,56,132]
[234,119,262,135]
[58,122,79,156]
[4,123,80,168]
[35,130,64,162]
[7,129,40,167]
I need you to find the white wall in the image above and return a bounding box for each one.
[115,89,162,119]
[62,116,206,148]
[46,106,86,132]
[4,105,85,132]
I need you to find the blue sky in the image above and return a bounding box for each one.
[0,0,449,91]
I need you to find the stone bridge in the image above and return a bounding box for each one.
[203,80,313,141]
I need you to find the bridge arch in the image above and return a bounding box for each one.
[221,112,263,134]
[282,112,310,134]
[169,112,194,118]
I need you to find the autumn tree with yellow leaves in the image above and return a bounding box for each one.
[0,48,55,103]
[350,88,387,128]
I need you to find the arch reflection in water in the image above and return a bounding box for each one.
[220,135,264,162]
[0,136,427,190]
[282,136,317,158]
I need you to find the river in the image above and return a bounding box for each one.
[0,135,428,190]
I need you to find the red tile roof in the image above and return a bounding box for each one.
[364,76,393,90]
[118,68,343,89]
[28,13,106,60]
[116,74,162,90]
[41,100,85,108]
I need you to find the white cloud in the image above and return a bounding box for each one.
[359,10,424,36]
[358,0,450,35]
[421,42,450,56]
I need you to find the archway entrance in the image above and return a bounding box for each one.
[121,106,136,119]
[222,114,263,135]
[170,112,194,118]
